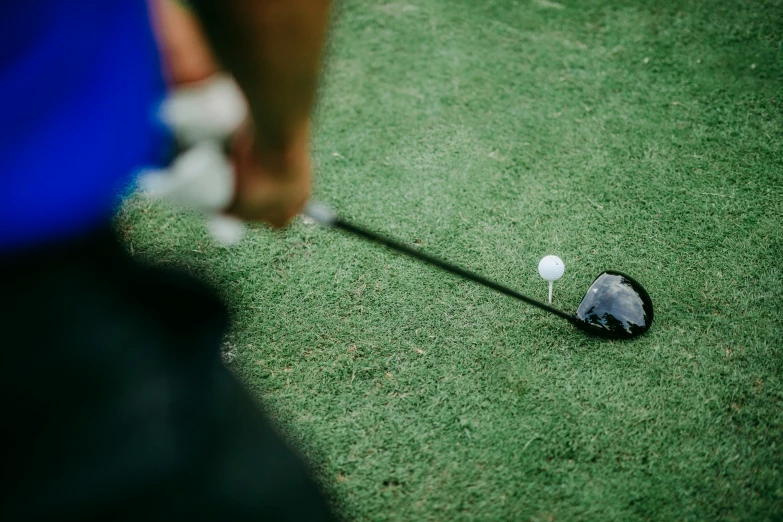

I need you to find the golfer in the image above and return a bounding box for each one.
[1,0,335,519]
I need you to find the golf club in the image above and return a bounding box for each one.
[141,148,654,339]
[145,79,654,340]
[304,202,654,339]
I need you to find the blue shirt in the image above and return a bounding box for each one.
[0,1,168,251]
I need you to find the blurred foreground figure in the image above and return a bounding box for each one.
[0,0,335,519]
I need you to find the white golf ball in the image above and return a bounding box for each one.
[538,255,565,281]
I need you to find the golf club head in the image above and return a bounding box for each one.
[573,271,653,339]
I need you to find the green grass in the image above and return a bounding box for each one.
[120,0,783,519]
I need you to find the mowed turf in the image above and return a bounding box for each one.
[120,0,783,519]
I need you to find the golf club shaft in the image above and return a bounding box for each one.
[330,217,576,323]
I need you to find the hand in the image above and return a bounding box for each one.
[226,121,312,229]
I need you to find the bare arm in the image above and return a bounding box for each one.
[188,0,332,158]
[152,0,333,227]
[150,0,220,85]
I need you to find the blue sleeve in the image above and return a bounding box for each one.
[0,1,170,251]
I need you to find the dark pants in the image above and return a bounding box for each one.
[0,228,334,521]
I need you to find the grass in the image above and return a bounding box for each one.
[120,0,783,519]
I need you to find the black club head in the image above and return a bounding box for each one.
[573,271,654,339]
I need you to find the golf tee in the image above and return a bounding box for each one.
[549,281,553,304]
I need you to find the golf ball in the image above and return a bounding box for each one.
[538,255,565,281]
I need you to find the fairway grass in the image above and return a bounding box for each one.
[121,0,782,519]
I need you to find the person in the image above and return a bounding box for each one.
[0,0,335,519]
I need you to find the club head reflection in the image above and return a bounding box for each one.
[573,271,653,339]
